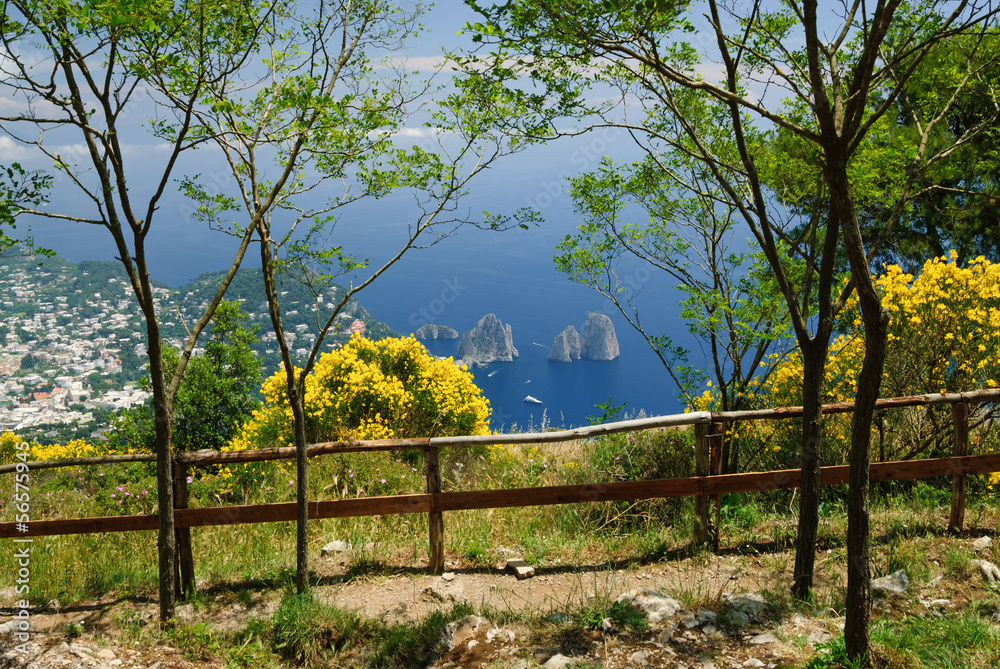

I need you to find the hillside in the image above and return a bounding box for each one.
[0,250,396,442]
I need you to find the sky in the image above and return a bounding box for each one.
[1,0,645,285]
[0,0,744,421]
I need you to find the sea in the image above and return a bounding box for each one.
[22,130,695,430]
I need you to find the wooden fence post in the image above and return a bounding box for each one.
[949,401,969,533]
[425,446,444,573]
[694,422,711,546]
[172,460,196,600]
[710,421,724,552]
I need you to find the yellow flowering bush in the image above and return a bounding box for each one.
[233,334,490,448]
[732,253,1000,467]
[0,431,32,465]
[222,335,491,495]
[1,432,151,468]
[32,438,105,462]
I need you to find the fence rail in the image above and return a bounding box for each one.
[2,389,998,595]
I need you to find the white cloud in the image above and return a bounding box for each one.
[0,136,30,161]
[377,55,448,72]
[394,127,439,139]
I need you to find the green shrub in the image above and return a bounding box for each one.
[581,428,696,529]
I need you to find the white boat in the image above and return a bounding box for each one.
[487,370,499,377]
[523,395,543,404]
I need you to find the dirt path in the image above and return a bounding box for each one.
[0,538,995,669]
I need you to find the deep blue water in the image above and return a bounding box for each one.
[314,208,691,429]
[24,139,693,429]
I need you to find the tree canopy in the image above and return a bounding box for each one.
[465,0,1000,660]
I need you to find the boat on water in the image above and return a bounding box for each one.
[523,395,543,404]
[487,370,499,377]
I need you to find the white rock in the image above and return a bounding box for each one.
[971,559,1000,584]
[750,632,779,645]
[680,612,700,629]
[744,659,766,668]
[724,593,767,621]
[808,629,833,645]
[544,654,582,669]
[971,536,993,551]
[441,615,489,650]
[320,540,350,556]
[628,649,649,665]
[617,589,682,623]
[0,620,29,634]
[871,569,909,595]
[441,572,456,581]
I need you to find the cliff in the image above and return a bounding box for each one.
[580,313,620,361]
[548,325,581,363]
[457,314,518,366]
[414,324,459,340]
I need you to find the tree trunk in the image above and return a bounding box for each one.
[792,340,828,599]
[833,161,890,666]
[257,231,310,593]
[289,382,310,593]
[146,307,175,622]
[844,312,887,665]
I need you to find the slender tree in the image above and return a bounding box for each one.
[0,0,286,619]
[467,1,1000,661]
[554,152,791,474]
[181,0,550,591]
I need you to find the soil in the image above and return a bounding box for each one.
[1,535,998,669]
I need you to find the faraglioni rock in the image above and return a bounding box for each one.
[414,323,459,340]
[580,313,620,361]
[457,314,518,366]
[548,325,581,363]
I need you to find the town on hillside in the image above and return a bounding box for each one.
[0,251,395,444]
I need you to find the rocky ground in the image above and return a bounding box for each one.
[1,535,998,668]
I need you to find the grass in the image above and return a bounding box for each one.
[808,612,1000,669]
[5,443,1000,609]
[228,592,478,669]
[4,426,1000,666]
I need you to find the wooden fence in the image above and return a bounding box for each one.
[2,389,999,598]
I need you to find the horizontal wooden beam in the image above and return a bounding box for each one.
[0,452,156,475]
[5,389,1000,474]
[4,453,999,539]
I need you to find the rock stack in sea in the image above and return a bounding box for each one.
[456,314,518,366]
[548,313,620,362]
[414,323,459,340]
[548,325,581,363]
[581,313,620,360]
